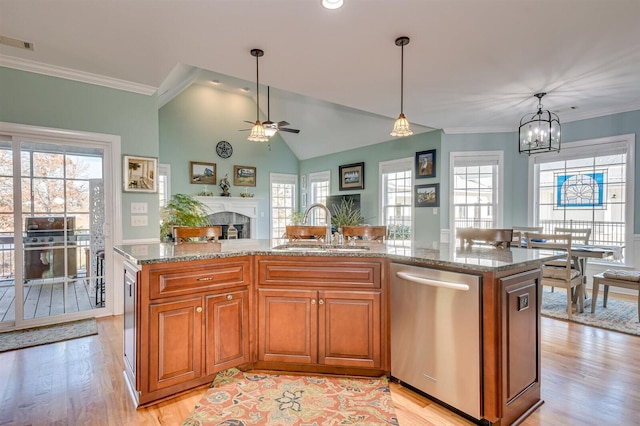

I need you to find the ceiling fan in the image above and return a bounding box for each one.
[240,86,301,136]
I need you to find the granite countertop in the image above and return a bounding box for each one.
[115,239,562,273]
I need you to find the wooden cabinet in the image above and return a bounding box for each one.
[256,256,386,374]
[126,256,252,406]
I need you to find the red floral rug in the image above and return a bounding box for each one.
[182,368,398,425]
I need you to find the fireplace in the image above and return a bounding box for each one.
[194,196,258,239]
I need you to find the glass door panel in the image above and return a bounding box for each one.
[0,137,14,325]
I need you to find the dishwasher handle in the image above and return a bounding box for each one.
[395,271,470,291]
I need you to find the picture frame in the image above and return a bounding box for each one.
[233,165,256,187]
[301,192,308,210]
[190,161,216,185]
[301,174,307,191]
[123,155,158,193]
[415,183,440,207]
[339,162,365,190]
[415,149,436,179]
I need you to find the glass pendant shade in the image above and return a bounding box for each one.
[263,122,278,137]
[391,113,413,137]
[248,121,269,142]
[518,93,561,155]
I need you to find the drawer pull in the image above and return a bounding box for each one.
[197,277,215,282]
[196,307,203,313]
[319,299,324,305]
[226,294,233,301]
[311,299,316,305]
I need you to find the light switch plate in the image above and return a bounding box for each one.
[131,215,148,227]
[131,202,148,214]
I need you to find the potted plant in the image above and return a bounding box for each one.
[160,193,210,241]
[331,198,365,230]
[290,211,305,225]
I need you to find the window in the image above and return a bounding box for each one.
[450,151,503,232]
[380,158,412,242]
[531,134,634,264]
[308,171,330,225]
[270,173,297,239]
[158,164,171,208]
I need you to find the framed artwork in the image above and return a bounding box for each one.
[190,161,216,185]
[301,174,307,191]
[301,192,308,210]
[415,149,436,179]
[233,165,256,186]
[339,162,365,190]
[123,155,158,193]
[415,183,440,207]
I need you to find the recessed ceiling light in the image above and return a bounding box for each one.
[210,80,220,85]
[322,0,344,10]
[241,87,250,92]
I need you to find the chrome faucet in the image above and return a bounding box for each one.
[302,203,332,242]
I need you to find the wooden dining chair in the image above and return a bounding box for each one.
[285,225,328,242]
[457,228,513,248]
[554,227,591,244]
[511,226,543,247]
[526,232,584,319]
[341,226,387,242]
[172,226,222,243]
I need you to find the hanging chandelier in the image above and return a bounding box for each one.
[518,92,561,155]
[390,36,413,138]
[248,48,269,143]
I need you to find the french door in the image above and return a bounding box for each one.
[0,124,118,330]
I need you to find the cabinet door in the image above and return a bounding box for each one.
[319,290,381,368]
[258,288,317,364]
[123,264,138,388]
[205,289,250,375]
[148,297,202,392]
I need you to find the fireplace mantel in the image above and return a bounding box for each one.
[194,196,259,238]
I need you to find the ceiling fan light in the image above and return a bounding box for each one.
[322,0,343,10]
[263,122,278,137]
[248,121,269,142]
[391,113,413,137]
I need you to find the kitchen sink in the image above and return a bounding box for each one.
[272,243,370,252]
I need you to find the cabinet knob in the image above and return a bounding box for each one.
[319,299,324,305]
[311,299,316,305]
[196,307,203,313]
[226,294,233,300]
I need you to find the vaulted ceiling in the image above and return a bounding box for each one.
[1,0,639,159]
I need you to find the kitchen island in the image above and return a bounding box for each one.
[115,239,561,425]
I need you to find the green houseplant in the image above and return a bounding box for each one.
[331,198,365,229]
[160,194,210,241]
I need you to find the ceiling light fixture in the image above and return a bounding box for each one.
[321,0,344,10]
[263,86,278,137]
[391,36,413,138]
[518,92,561,155]
[248,48,268,143]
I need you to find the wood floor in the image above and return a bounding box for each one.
[1,313,639,425]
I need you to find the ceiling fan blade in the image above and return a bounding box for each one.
[279,128,300,134]
[238,129,251,131]
[277,121,290,127]
[244,120,255,125]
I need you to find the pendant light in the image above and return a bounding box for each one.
[391,36,413,138]
[248,48,268,142]
[518,92,561,155]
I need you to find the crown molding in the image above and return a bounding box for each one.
[0,54,157,95]
[443,126,514,135]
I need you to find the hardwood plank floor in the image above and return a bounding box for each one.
[1,313,639,425]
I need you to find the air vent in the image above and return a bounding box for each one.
[0,35,35,51]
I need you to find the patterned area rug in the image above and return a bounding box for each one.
[183,368,398,426]
[0,318,98,353]
[542,289,640,336]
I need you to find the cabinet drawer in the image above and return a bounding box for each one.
[258,257,381,289]
[150,258,251,299]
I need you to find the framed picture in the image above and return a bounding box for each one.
[339,162,365,190]
[123,155,158,193]
[301,174,307,191]
[190,161,216,185]
[415,149,436,178]
[233,165,256,187]
[415,183,440,207]
[301,192,308,210]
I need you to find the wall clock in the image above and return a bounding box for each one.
[216,140,233,158]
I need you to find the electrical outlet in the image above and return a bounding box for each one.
[518,294,529,311]
[131,215,148,227]
[131,202,148,214]
[433,207,438,215]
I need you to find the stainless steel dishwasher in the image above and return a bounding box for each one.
[390,262,482,420]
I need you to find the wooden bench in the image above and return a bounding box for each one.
[591,270,640,320]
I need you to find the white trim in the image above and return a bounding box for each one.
[449,150,504,232]
[0,54,157,95]
[0,121,123,321]
[269,173,297,239]
[379,157,413,240]
[444,126,514,134]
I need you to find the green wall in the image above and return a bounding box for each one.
[300,131,442,244]
[158,84,299,239]
[0,67,159,240]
